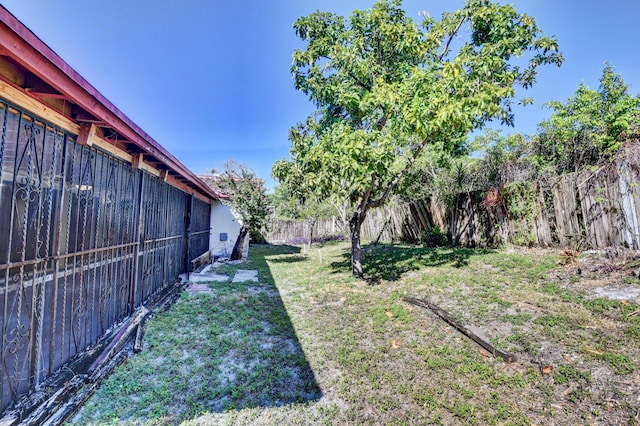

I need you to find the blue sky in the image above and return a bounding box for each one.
[3,1,640,190]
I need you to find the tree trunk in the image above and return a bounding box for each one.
[349,210,366,278]
[308,217,317,250]
[231,226,248,260]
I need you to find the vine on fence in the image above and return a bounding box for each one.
[502,181,539,246]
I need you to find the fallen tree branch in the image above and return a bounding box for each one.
[627,308,640,318]
[134,320,147,353]
[403,296,517,363]
[88,306,149,373]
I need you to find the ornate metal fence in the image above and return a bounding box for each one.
[0,100,211,413]
[189,196,212,262]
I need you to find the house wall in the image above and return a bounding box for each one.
[209,200,241,258]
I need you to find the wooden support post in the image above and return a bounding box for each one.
[131,153,143,169]
[76,123,97,146]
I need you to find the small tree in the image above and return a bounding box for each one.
[534,64,640,173]
[214,160,269,259]
[273,0,562,278]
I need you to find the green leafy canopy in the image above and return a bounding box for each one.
[534,63,640,173]
[273,0,562,277]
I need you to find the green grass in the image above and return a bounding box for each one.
[71,242,640,425]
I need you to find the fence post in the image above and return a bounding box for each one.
[185,192,195,279]
[131,171,145,312]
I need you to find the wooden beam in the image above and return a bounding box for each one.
[0,56,25,86]
[28,91,69,100]
[0,78,79,134]
[131,153,143,170]
[139,160,160,177]
[72,108,104,124]
[77,122,97,146]
[92,136,133,163]
[166,174,210,204]
[24,71,63,97]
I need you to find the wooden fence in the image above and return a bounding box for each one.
[267,152,640,250]
[267,203,423,245]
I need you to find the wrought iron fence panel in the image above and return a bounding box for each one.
[137,172,188,307]
[0,103,67,412]
[189,196,211,261]
[0,99,209,414]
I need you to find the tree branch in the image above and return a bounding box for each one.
[360,176,375,211]
[368,135,431,209]
[347,70,372,91]
[375,110,388,131]
[438,16,466,61]
[318,52,371,92]
[403,297,517,362]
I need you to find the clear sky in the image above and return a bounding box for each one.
[2,1,640,190]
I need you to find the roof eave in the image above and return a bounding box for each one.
[0,5,219,200]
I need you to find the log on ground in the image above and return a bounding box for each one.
[403,296,517,363]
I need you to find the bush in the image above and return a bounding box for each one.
[250,229,267,244]
[420,227,449,247]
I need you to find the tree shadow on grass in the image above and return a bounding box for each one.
[72,244,321,424]
[330,243,495,283]
[267,254,308,264]
[253,243,302,255]
[253,244,307,264]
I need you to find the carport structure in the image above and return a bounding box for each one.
[0,5,220,414]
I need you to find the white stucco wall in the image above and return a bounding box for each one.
[209,199,242,258]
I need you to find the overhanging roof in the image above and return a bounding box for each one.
[0,5,220,201]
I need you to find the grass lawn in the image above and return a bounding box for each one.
[71,242,640,425]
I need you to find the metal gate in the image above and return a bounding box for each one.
[0,100,211,413]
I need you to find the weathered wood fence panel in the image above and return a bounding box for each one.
[534,189,553,247]
[552,174,580,247]
[267,153,640,250]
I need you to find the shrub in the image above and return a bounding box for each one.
[420,227,449,247]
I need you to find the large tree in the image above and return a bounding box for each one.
[273,0,562,278]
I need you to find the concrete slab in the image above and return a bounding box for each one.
[594,287,640,303]
[232,270,259,283]
[186,283,212,294]
[179,272,230,283]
